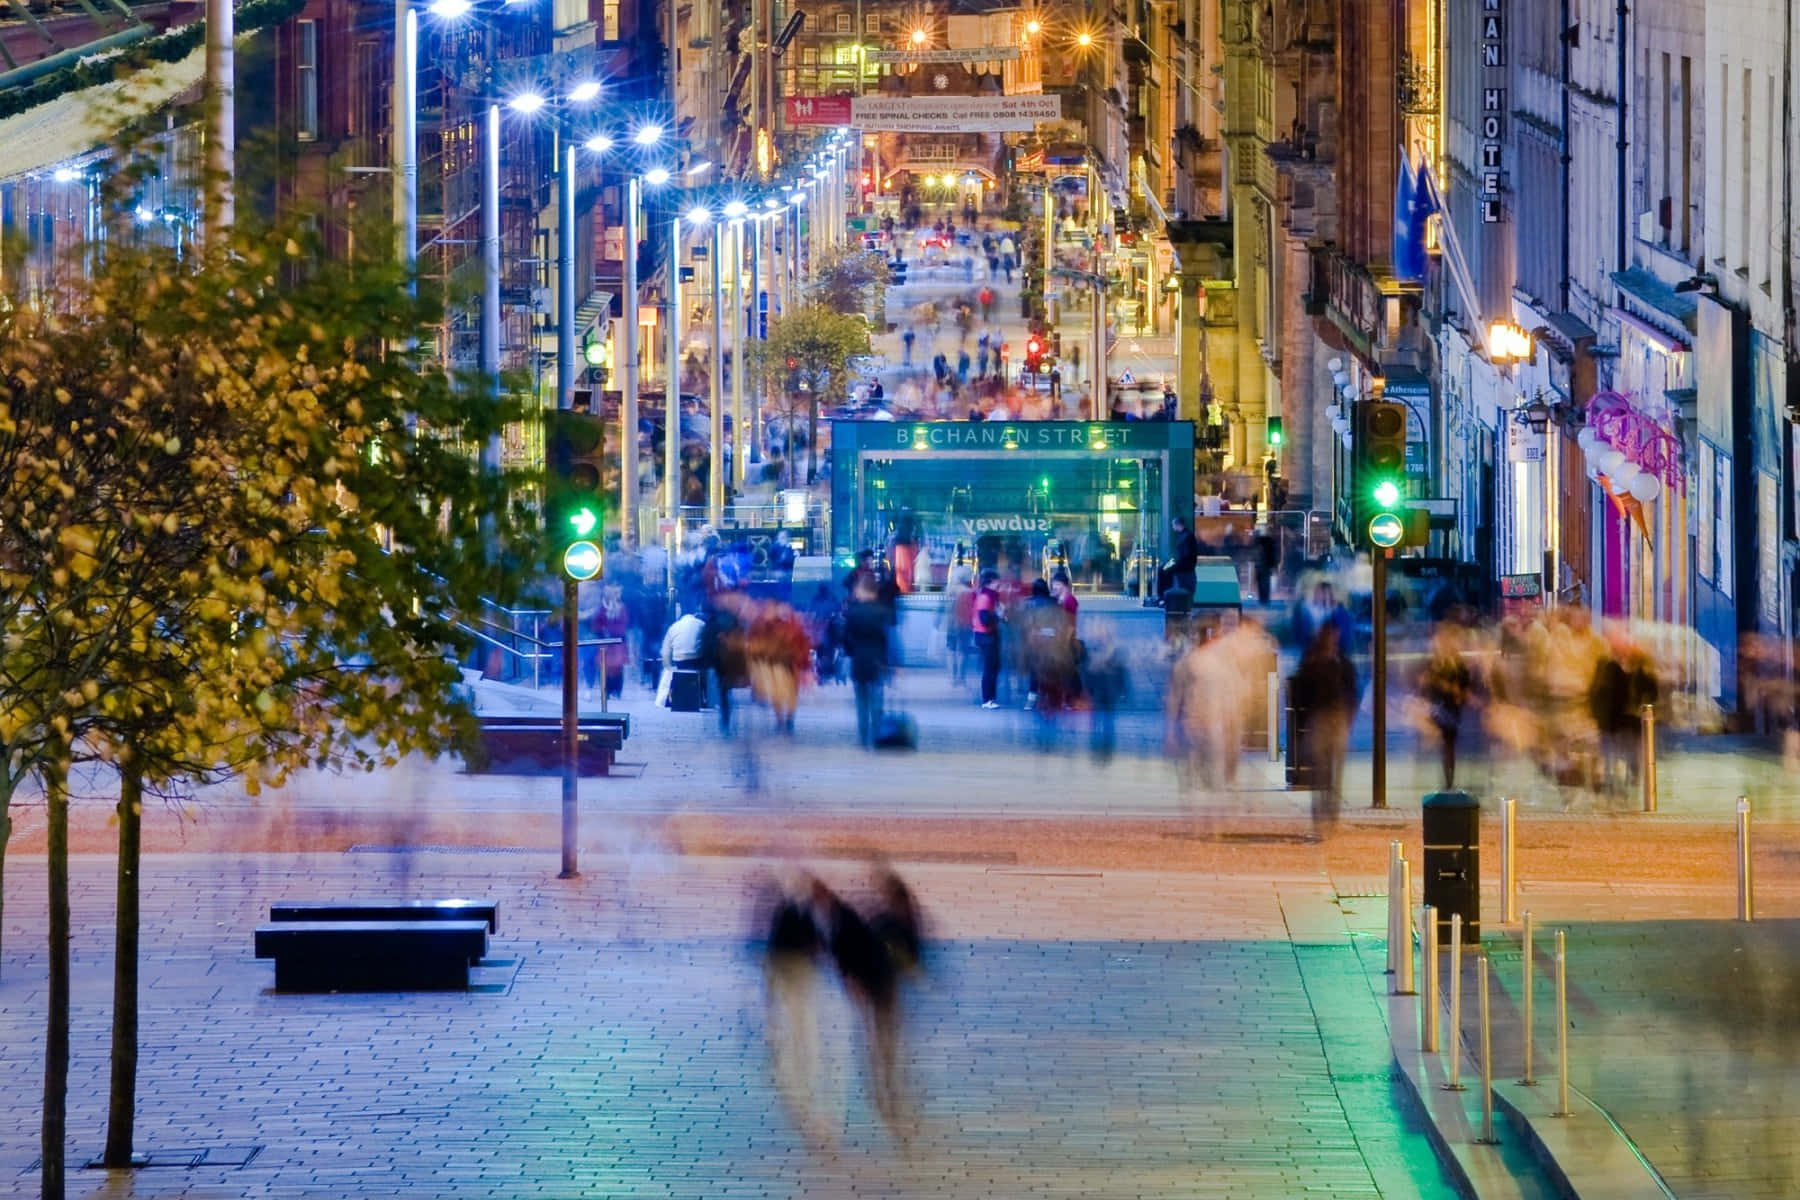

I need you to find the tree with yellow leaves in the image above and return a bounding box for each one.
[0,208,538,1196]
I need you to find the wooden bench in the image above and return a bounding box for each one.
[269,899,499,933]
[466,713,631,776]
[254,920,490,992]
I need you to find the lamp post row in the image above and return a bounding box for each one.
[394,3,854,540]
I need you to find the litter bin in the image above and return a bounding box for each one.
[1422,791,1480,944]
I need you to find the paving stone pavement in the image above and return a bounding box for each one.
[0,851,1461,1199]
[1458,896,1800,1200]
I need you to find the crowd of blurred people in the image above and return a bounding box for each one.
[551,523,1715,815]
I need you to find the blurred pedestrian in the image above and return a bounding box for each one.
[1415,624,1475,788]
[592,581,631,699]
[901,326,916,366]
[1252,524,1277,606]
[815,878,909,1137]
[1157,516,1200,601]
[1588,634,1659,795]
[1082,630,1129,762]
[1291,579,1354,651]
[844,577,892,747]
[1291,623,1358,828]
[762,872,832,1144]
[973,568,1003,709]
[940,564,975,686]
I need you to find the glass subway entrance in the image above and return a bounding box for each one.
[829,421,1196,593]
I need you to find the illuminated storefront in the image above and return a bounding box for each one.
[829,420,1197,591]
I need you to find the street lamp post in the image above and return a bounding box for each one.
[557,136,576,409]
[480,100,502,471]
[724,199,749,492]
[622,173,641,537]
[710,220,727,526]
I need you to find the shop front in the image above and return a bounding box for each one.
[829,420,1197,593]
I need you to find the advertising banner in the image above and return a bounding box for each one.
[849,94,1061,132]
[785,96,853,126]
[865,46,1020,64]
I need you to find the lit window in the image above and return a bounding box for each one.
[296,20,318,141]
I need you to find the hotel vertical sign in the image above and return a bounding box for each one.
[1481,0,1505,222]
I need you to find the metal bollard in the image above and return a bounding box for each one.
[1737,797,1754,922]
[1266,670,1280,761]
[1445,912,1465,1090]
[1500,797,1517,925]
[1421,903,1439,1052]
[1478,956,1497,1143]
[1387,842,1403,975]
[1640,703,1657,812]
[1396,858,1416,995]
[1519,911,1536,1085]
[1554,929,1570,1116]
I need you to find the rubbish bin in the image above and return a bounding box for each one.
[1422,791,1480,944]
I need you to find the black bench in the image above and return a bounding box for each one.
[254,920,490,992]
[466,713,630,776]
[270,899,499,933]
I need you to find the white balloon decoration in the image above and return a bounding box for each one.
[1628,472,1662,503]
[1596,448,1626,476]
[1327,357,1344,373]
[1324,404,1341,422]
[1576,429,1599,454]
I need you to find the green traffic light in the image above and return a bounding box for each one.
[568,506,599,538]
[1372,479,1401,509]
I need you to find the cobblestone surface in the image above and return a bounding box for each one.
[0,853,1458,1198]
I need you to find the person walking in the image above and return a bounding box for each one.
[901,326,916,366]
[814,879,909,1138]
[1416,623,1475,788]
[972,568,1003,709]
[1291,623,1358,829]
[595,581,631,699]
[844,577,892,747]
[939,563,975,686]
[762,872,831,1144]
[1156,516,1200,601]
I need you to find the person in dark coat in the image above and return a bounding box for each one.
[1252,525,1278,606]
[843,578,892,747]
[1157,516,1201,601]
[813,878,908,1135]
[1290,622,1358,829]
[1588,642,1659,793]
[761,872,829,1142]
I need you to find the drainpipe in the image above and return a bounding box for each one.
[1560,0,1573,312]
[1614,0,1627,273]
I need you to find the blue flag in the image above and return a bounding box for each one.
[1406,156,1439,281]
[1392,152,1416,276]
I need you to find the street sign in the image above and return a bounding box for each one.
[785,96,853,125]
[1116,369,1135,386]
[849,94,1061,132]
[1368,512,1405,549]
[562,540,603,581]
[865,46,1020,64]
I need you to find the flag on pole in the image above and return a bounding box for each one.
[1392,149,1416,277]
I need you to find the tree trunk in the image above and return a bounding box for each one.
[0,765,14,983]
[42,757,69,1200]
[103,765,143,1167]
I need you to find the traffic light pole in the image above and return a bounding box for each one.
[1371,549,1388,809]
[559,576,580,877]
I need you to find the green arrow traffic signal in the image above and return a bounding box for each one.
[567,505,599,539]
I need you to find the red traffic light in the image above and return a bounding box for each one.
[786,356,798,370]
[1025,338,1041,356]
